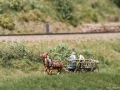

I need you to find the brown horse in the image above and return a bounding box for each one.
[40,52,62,75]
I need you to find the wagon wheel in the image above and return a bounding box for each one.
[74,66,81,73]
[91,66,99,72]
[73,62,81,73]
[62,65,69,72]
[83,63,92,72]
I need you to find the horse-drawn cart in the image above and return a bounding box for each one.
[63,59,99,73]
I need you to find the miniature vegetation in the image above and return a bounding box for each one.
[0,39,120,89]
[0,0,120,31]
[0,39,120,72]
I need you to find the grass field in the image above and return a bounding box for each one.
[0,72,120,90]
[0,39,120,90]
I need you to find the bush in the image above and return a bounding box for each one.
[111,0,120,7]
[79,7,98,23]
[0,42,29,61]
[91,1,100,9]
[9,42,29,59]
[0,42,41,67]
[82,49,94,59]
[54,0,80,26]
[49,44,81,64]
[0,0,42,13]
[0,13,15,30]
[49,44,72,61]
[0,42,27,67]
[49,44,96,62]
[54,0,74,20]
[17,9,46,22]
[7,0,26,11]
[0,1,8,14]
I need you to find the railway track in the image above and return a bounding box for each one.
[0,32,120,42]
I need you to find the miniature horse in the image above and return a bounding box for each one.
[40,53,62,75]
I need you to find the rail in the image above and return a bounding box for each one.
[0,31,120,36]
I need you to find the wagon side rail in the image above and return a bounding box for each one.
[64,58,100,72]
[65,58,99,64]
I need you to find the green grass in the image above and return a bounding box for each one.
[0,39,120,90]
[0,73,120,90]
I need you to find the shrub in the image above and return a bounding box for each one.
[54,0,80,26]
[49,44,96,62]
[0,42,42,67]
[82,49,94,59]
[54,0,74,20]
[111,0,120,7]
[49,44,72,61]
[0,42,29,61]
[17,9,46,22]
[0,1,9,14]
[49,44,81,63]
[79,7,98,23]
[91,1,100,9]
[9,42,29,59]
[7,0,26,11]
[68,14,80,27]
[0,0,42,13]
[0,43,27,67]
[0,13,15,30]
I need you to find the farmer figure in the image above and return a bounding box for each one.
[79,53,85,61]
[69,52,76,67]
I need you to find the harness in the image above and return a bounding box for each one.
[44,57,54,68]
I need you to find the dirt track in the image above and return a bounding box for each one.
[0,33,120,42]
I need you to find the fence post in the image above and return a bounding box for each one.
[46,22,49,34]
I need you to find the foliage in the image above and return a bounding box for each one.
[17,9,46,22]
[7,0,27,11]
[0,42,42,71]
[91,1,101,9]
[9,42,29,59]
[82,49,94,58]
[0,42,28,66]
[0,42,41,67]
[0,0,120,32]
[0,13,15,30]
[0,0,8,13]
[49,44,72,61]
[53,0,79,26]
[79,7,98,23]
[0,0,42,12]
[54,0,74,20]
[49,44,98,64]
[0,39,120,72]
[111,0,120,7]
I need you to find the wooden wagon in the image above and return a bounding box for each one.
[63,59,99,73]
